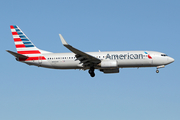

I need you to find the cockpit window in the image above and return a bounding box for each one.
[161,54,168,56]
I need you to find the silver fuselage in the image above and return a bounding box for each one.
[23,51,174,70]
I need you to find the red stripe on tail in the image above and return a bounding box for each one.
[12,32,18,35]
[10,26,14,29]
[14,38,22,42]
[18,50,41,54]
[16,44,26,48]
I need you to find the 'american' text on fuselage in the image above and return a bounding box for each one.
[106,53,144,60]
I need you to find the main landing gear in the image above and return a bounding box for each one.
[88,67,95,77]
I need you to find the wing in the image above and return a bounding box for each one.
[59,34,101,66]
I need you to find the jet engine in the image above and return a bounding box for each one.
[100,60,118,68]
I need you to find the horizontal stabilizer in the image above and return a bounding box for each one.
[6,50,27,59]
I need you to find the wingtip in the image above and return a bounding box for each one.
[59,34,68,45]
[6,50,10,52]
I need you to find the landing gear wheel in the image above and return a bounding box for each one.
[156,70,159,73]
[90,72,95,77]
[88,67,95,77]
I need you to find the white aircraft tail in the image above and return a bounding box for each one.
[10,25,50,61]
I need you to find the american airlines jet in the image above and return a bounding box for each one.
[7,25,174,77]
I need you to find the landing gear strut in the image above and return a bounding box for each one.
[156,65,165,73]
[88,67,95,77]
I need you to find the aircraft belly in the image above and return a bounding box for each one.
[50,60,80,69]
[23,60,53,68]
[41,61,53,68]
[117,59,153,67]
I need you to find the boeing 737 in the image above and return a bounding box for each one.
[7,25,174,77]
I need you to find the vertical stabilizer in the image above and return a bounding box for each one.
[10,25,47,61]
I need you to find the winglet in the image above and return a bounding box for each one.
[59,34,68,45]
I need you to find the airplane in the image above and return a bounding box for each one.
[7,25,174,77]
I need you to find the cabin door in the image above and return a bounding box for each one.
[38,56,42,65]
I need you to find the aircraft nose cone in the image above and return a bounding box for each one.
[168,57,174,63]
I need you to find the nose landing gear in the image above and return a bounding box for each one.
[88,67,95,77]
[156,65,165,73]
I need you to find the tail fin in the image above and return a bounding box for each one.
[10,25,49,61]
[10,25,40,53]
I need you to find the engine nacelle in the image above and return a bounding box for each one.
[100,68,119,73]
[100,60,118,68]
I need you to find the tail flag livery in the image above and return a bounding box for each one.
[10,25,47,61]
[144,51,152,59]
